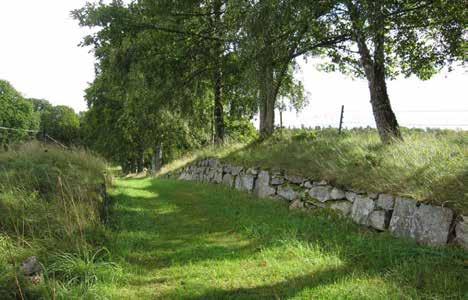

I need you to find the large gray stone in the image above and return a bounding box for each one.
[329,201,352,216]
[369,210,388,231]
[206,158,220,167]
[222,174,234,187]
[231,166,243,176]
[308,186,345,202]
[330,188,346,200]
[345,191,358,202]
[21,256,42,276]
[309,186,332,202]
[271,176,285,186]
[455,216,468,250]
[350,195,375,225]
[277,185,298,201]
[376,194,394,210]
[235,174,255,192]
[389,198,454,246]
[254,171,275,198]
[303,181,314,189]
[285,174,305,185]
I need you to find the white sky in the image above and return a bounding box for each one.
[1,0,467,130]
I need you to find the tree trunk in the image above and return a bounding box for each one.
[151,142,163,174]
[212,0,224,145]
[259,62,275,138]
[279,110,283,129]
[367,64,402,143]
[213,68,224,144]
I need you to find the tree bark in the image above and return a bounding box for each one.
[151,142,163,173]
[212,0,225,145]
[259,57,276,138]
[367,62,402,143]
[213,68,224,144]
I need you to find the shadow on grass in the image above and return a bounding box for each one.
[108,177,467,299]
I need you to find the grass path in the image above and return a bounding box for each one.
[101,177,467,299]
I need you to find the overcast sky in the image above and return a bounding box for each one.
[1,0,466,130]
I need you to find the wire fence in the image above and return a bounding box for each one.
[0,126,68,148]
[281,107,468,130]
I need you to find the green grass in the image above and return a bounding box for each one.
[99,177,467,299]
[160,128,468,214]
[0,142,113,299]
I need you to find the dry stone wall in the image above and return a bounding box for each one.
[175,158,467,249]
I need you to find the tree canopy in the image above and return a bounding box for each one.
[71,0,466,169]
[0,80,38,147]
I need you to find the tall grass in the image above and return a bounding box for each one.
[0,142,116,299]
[161,128,468,213]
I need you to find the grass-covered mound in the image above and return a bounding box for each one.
[161,128,468,214]
[0,142,118,299]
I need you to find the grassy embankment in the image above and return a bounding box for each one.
[0,142,118,299]
[1,130,466,299]
[103,177,467,299]
[160,128,468,214]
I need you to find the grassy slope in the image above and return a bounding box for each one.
[0,143,114,299]
[161,129,468,214]
[102,177,467,299]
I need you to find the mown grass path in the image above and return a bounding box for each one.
[103,178,467,299]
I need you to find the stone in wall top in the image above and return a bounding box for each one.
[309,186,345,202]
[285,174,305,184]
[277,185,298,201]
[376,194,395,210]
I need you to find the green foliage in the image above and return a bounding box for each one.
[225,118,258,143]
[0,80,39,147]
[318,0,466,80]
[292,129,318,142]
[40,105,81,146]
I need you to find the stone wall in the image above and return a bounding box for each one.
[174,158,467,249]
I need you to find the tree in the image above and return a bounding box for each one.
[320,0,466,143]
[235,0,346,137]
[41,105,81,146]
[0,80,38,147]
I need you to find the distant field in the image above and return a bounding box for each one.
[161,128,468,214]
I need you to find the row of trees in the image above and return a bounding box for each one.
[0,80,81,148]
[72,0,464,170]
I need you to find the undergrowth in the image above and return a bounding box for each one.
[0,142,118,299]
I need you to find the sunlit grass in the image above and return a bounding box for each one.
[99,177,467,299]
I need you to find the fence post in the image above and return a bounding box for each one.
[338,105,344,134]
